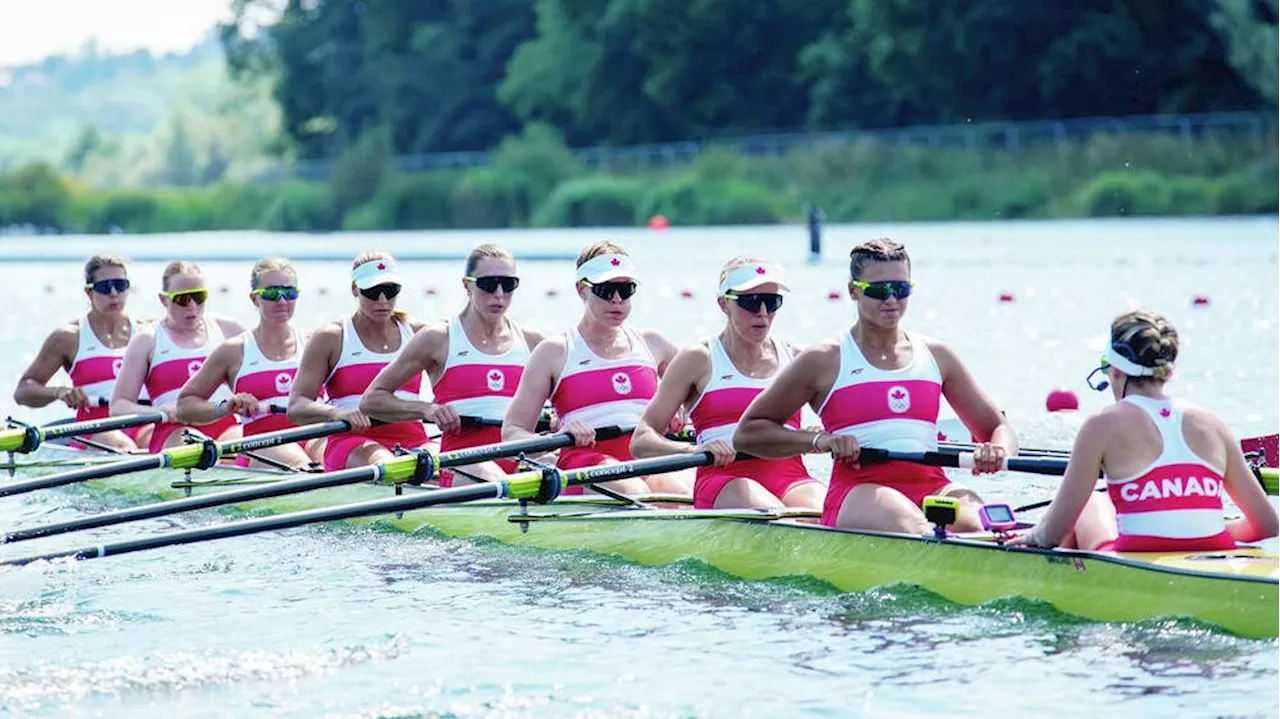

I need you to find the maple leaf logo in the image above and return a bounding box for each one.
[755,266,766,275]
[488,370,501,380]
[937,431,948,441]
[1160,408,1171,418]
[891,389,906,400]
[377,262,386,270]
[610,258,620,266]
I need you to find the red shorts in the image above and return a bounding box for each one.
[556,435,633,495]
[148,416,240,454]
[437,425,518,487]
[821,460,950,527]
[693,456,818,509]
[322,421,428,471]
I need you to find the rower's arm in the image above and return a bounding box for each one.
[502,340,562,443]
[631,346,705,459]
[288,326,343,423]
[641,328,681,375]
[1025,416,1111,548]
[177,340,242,425]
[931,341,1019,455]
[111,332,159,417]
[1218,420,1280,542]
[360,327,440,422]
[13,326,76,407]
[734,347,830,459]
[215,317,246,338]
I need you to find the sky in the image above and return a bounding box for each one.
[0,0,233,68]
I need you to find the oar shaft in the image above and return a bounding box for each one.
[0,448,716,565]
[0,421,354,499]
[0,412,165,453]
[3,426,633,542]
[2,482,506,566]
[0,455,167,497]
[2,464,386,543]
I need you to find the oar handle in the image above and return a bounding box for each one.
[95,397,153,407]
[860,449,1070,477]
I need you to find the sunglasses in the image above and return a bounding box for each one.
[86,278,131,295]
[849,279,913,301]
[253,285,301,302]
[163,288,209,306]
[725,292,784,313]
[583,280,637,301]
[465,275,520,294]
[359,283,402,301]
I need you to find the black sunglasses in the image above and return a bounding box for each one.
[359,283,402,301]
[466,275,520,294]
[725,292,783,313]
[86,278,130,295]
[584,280,637,301]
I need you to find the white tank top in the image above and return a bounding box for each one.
[145,321,230,408]
[432,317,531,420]
[323,317,420,411]
[688,336,798,446]
[549,327,659,428]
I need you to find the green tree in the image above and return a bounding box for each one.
[164,116,198,187]
[63,124,104,173]
[1210,0,1278,104]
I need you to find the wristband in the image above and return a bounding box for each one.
[811,432,826,453]
[214,399,229,418]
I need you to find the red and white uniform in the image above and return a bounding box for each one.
[145,321,236,453]
[550,327,657,491]
[1104,396,1236,553]
[688,337,816,508]
[321,317,426,471]
[69,315,133,421]
[433,317,531,486]
[816,331,947,525]
[232,329,303,437]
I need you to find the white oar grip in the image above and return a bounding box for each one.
[954,453,1009,471]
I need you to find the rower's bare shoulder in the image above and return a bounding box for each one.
[46,321,80,347]
[521,325,547,348]
[305,322,344,351]
[793,338,841,365]
[529,333,568,362]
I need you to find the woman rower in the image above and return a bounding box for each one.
[631,255,822,509]
[1009,310,1279,551]
[288,251,432,470]
[502,240,692,496]
[734,238,1018,533]
[112,261,246,452]
[361,244,544,484]
[14,254,152,450]
[176,257,322,469]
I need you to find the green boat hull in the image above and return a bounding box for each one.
[12,446,1279,639]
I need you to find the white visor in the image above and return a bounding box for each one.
[577,253,637,284]
[1106,346,1158,377]
[352,258,404,290]
[719,262,790,295]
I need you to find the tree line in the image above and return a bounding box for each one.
[219,0,1277,159]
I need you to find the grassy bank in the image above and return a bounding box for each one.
[1,127,1275,234]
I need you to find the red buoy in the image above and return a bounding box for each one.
[1045,388,1079,412]
[998,292,1015,303]
[425,287,437,296]
[545,288,558,297]
[827,290,842,301]
[680,289,694,299]
[219,286,230,295]
[1191,295,1210,307]
[648,214,670,230]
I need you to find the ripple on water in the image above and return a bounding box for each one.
[0,636,410,712]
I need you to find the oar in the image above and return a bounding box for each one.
[1,426,634,544]
[0,421,350,498]
[866,448,1280,496]
[940,433,1279,464]
[0,412,165,454]
[0,450,715,566]
[860,448,1072,477]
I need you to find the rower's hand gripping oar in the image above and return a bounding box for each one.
[0,425,636,544]
[0,435,727,565]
